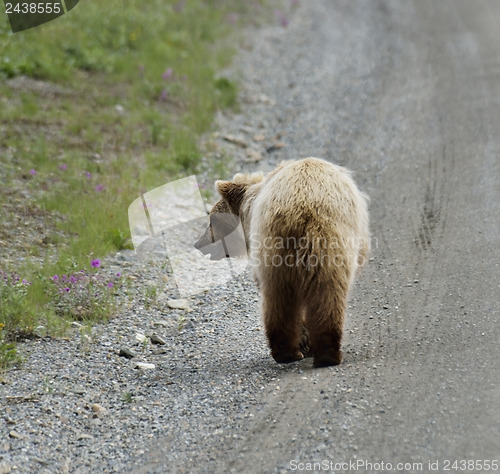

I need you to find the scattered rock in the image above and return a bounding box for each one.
[8,431,22,439]
[151,320,170,327]
[91,403,106,415]
[119,347,136,359]
[253,133,266,142]
[135,333,147,344]
[167,299,191,310]
[134,362,156,370]
[221,134,248,148]
[150,334,166,345]
[246,149,263,162]
[266,142,286,153]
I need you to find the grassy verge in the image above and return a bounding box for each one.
[0,0,265,369]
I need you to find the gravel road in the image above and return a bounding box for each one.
[2,1,499,473]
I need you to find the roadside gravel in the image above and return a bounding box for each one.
[1,3,307,473]
[1,248,269,473]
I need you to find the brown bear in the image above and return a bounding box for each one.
[195,157,370,367]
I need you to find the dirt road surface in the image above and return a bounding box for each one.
[141,0,499,472]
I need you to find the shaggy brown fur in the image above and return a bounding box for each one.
[195,158,370,367]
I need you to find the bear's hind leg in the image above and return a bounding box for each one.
[262,286,304,364]
[305,293,345,367]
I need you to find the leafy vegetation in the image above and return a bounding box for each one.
[0,0,264,368]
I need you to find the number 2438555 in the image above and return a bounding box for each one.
[5,3,62,14]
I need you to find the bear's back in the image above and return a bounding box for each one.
[252,157,365,237]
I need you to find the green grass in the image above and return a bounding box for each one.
[0,0,267,369]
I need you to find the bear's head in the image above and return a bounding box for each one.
[194,172,263,260]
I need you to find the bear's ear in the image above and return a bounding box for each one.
[216,180,246,215]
